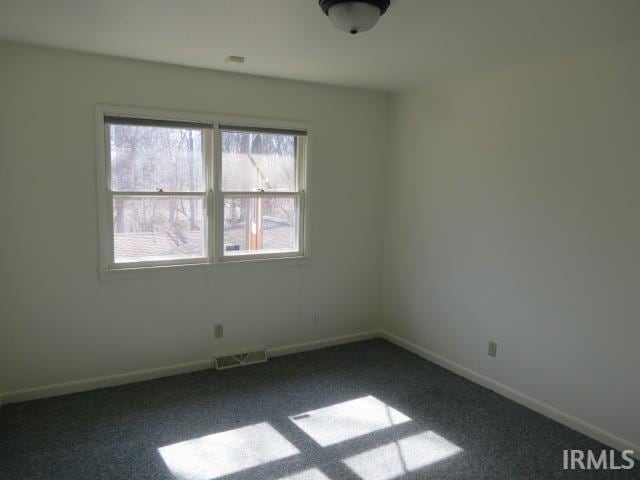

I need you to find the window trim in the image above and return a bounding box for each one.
[95,104,312,276]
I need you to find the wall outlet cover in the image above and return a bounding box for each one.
[214,324,224,338]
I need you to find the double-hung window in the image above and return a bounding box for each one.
[96,106,309,273]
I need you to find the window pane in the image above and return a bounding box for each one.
[221,131,296,192]
[223,196,298,255]
[113,196,205,263]
[110,125,204,192]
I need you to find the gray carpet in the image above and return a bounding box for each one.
[0,339,637,480]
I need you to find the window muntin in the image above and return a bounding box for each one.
[99,109,308,271]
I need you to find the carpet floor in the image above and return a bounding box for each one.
[0,339,637,480]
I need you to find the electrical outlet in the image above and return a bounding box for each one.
[488,341,497,357]
[311,313,320,325]
[214,324,224,339]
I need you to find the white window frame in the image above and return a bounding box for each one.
[95,105,311,277]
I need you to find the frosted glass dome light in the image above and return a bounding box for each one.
[319,0,391,35]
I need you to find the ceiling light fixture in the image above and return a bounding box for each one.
[319,0,391,35]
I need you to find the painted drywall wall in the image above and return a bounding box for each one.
[0,42,388,393]
[2,35,638,455]
[383,40,640,447]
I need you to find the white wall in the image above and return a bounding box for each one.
[0,42,388,394]
[2,36,638,453]
[384,41,640,448]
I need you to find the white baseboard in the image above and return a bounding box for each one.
[0,330,380,406]
[1,359,213,405]
[379,329,640,458]
[3,328,637,460]
[266,330,380,358]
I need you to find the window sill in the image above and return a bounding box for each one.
[98,255,311,280]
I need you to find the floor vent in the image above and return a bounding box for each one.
[214,350,267,370]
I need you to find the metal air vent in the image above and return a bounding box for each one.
[214,349,267,370]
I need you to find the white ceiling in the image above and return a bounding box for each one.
[1,0,639,91]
